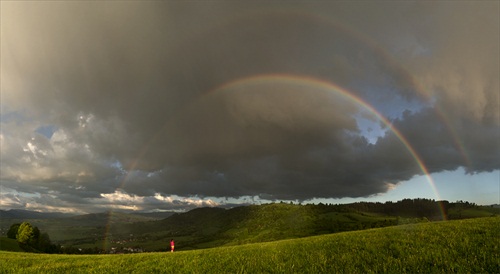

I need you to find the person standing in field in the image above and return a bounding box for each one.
[170,239,175,252]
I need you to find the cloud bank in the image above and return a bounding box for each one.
[1,1,498,212]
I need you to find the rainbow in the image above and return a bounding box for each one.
[204,73,447,220]
[104,74,448,250]
[199,8,472,169]
[321,12,472,168]
[301,10,472,168]
[107,11,460,247]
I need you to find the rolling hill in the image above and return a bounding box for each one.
[0,237,24,252]
[1,217,498,273]
[2,199,498,253]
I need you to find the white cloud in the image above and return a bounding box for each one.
[100,190,144,204]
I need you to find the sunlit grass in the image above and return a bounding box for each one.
[1,217,498,273]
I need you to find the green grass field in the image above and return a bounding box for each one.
[0,237,24,252]
[1,217,498,273]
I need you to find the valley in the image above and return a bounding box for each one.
[1,199,498,253]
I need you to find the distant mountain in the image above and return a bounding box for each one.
[130,211,176,220]
[0,209,76,219]
[0,209,164,223]
[67,211,155,226]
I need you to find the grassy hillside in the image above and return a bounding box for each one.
[1,217,498,273]
[2,200,498,253]
[0,237,24,252]
[111,203,402,251]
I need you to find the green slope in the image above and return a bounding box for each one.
[3,200,497,253]
[1,217,498,273]
[0,237,24,252]
[115,203,401,251]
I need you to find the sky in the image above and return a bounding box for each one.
[1,1,499,214]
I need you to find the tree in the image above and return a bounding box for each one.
[16,222,35,245]
[36,232,52,252]
[7,223,21,239]
[30,226,41,246]
[8,221,59,253]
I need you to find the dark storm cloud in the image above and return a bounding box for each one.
[1,1,498,211]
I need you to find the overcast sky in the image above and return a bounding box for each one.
[1,1,499,213]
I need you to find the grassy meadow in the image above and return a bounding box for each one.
[1,217,498,273]
[0,237,24,252]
